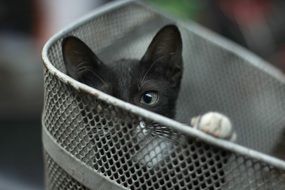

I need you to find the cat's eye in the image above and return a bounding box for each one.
[140,91,159,106]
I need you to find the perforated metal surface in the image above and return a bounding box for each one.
[42,1,285,189]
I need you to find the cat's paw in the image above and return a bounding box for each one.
[191,112,236,141]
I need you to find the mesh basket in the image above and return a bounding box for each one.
[42,1,285,189]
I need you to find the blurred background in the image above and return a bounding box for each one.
[0,0,285,189]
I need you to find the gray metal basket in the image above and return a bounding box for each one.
[42,1,285,189]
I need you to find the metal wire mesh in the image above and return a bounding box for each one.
[42,1,285,189]
[45,152,89,190]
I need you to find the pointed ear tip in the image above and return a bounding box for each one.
[161,24,182,42]
[163,24,180,34]
[62,36,82,67]
[62,36,82,49]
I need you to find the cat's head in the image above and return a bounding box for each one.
[62,25,183,118]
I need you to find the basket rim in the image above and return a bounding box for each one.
[42,0,285,170]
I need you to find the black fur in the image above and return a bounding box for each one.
[62,25,183,118]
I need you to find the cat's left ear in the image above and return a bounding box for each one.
[62,36,104,80]
[140,25,183,87]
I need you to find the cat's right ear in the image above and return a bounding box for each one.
[140,25,183,87]
[62,36,103,80]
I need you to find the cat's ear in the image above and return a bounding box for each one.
[62,36,103,80]
[141,25,183,87]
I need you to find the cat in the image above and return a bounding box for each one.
[62,24,235,141]
[62,24,235,189]
[62,25,183,119]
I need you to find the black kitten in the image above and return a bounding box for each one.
[62,25,183,119]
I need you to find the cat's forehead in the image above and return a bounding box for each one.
[108,59,140,74]
[105,59,140,101]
